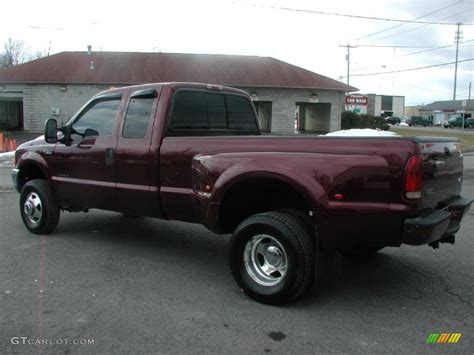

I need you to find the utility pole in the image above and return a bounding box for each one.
[469,82,472,100]
[453,22,462,100]
[340,44,357,85]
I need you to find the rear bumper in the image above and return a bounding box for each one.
[402,196,472,245]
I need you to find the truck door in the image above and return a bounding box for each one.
[115,88,159,216]
[52,93,123,211]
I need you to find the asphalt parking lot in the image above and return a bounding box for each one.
[1,157,473,354]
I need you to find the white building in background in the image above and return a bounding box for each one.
[345,93,405,118]
[366,94,405,118]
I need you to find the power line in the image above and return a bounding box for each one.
[350,38,473,73]
[350,38,473,72]
[406,92,472,106]
[364,8,472,43]
[345,38,473,72]
[355,44,448,48]
[346,58,474,77]
[352,0,464,41]
[400,38,474,57]
[352,38,473,54]
[270,5,472,25]
[28,25,64,31]
[397,80,454,96]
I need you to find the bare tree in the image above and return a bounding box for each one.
[0,38,29,69]
[28,50,45,62]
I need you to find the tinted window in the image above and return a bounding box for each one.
[381,95,393,111]
[226,95,257,130]
[73,99,120,139]
[170,90,257,133]
[206,94,227,129]
[171,91,207,129]
[123,97,154,138]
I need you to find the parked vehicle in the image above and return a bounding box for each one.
[12,83,472,305]
[442,116,474,129]
[411,116,432,127]
[401,117,412,126]
[385,116,401,125]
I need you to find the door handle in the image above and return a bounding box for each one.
[105,148,115,165]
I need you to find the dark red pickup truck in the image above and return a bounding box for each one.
[12,82,472,304]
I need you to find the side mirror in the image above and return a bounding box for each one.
[84,128,99,137]
[45,118,58,144]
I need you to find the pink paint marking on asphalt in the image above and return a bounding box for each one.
[36,236,46,355]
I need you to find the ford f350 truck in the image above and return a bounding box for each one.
[12,82,472,304]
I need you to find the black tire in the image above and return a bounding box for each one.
[341,245,383,259]
[229,211,316,305]
[278,209,314,238]
[19,179,60,234]
[278,209,342,289]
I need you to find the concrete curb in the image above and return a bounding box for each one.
[0,185,14,192]
[0,162,14,168]
[0,166,14,191]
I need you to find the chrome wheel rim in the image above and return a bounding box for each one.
[244,234,288,287]
[23,192,42,226]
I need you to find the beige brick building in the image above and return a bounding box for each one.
[0,51,355,134]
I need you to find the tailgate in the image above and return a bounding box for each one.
[418,137,463,208]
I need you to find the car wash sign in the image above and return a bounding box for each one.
[345,94,368,106]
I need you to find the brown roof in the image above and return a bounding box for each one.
[419,99,474,111]
[0,51,356,91]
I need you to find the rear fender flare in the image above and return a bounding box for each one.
[210,166,329,213]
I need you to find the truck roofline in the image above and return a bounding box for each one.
[93,82,250,98]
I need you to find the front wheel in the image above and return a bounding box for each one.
[229,211,316,305]
[20,179,60,234]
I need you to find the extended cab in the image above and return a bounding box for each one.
[12,83,472,304]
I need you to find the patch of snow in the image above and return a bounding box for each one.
[0,151,15,162]
[0,151,14,167]
[324,129,399,137]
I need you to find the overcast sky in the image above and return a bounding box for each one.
[1,0,473,106]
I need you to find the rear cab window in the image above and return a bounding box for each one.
[169,89,259,135]
[226,95,256,130]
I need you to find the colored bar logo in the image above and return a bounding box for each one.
[426,333,462,344]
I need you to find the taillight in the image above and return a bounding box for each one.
[404,155,423,200]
